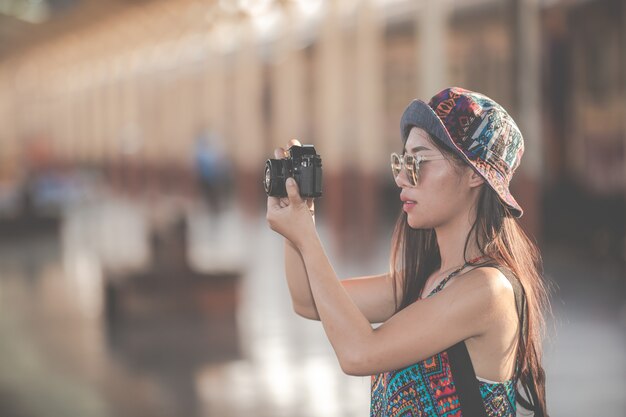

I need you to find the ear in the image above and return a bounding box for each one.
[466,167,485,188]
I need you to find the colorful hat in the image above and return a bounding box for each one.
[400,87,524,218]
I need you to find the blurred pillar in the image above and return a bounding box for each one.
[355,0,385,256]
[60,74,72,163]
[233,22,264,215]
[418,0,449,97]
[271,4,306,148]
[110,64,127,189]
[77,70,90,163]
[205,46,227,149]
[49,69,65,164]
[100,65,115,187]
[120,59,143,193]
[169,60,197,196]
[316,0,348,249]
[510,0,543,243]
[66,69,78,162]
[92,66,105,167]
[0,69,15,181]
[623,0,626,271]
[203,43,230,204]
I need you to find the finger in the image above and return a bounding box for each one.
[285,178,304,205]
[274,147,286,159]
[305,198,315,210]
[288,138,302,147]
[267,196,282,211]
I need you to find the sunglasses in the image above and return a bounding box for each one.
[390,152,446,186]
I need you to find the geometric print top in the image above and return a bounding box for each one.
[370,275,516,417]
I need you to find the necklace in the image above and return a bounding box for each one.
[423,254,489,297]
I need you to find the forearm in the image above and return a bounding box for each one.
[298,234,374,373]
[284,238,319,319]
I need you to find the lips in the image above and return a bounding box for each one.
[400,194,417,212]
[400,193,416,204]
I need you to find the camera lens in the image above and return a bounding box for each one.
[264,162,272,194]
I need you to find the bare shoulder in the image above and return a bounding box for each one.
[447,266,516,320]
[461,266,514,295]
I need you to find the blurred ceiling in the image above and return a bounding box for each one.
[0,0,159,60]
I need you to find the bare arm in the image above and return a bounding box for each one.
[298,227,511,376]
[285,236,397,323]
[284,237,319,318]
[276,141,397,323]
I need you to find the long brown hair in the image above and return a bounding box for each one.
[389,140,550,416]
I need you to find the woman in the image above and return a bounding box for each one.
[266,87,549,416]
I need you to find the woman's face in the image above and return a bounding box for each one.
[395,127,477,229]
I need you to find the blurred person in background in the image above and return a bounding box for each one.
[267,87,550,417]
[194,128,233,213]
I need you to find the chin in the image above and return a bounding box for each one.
[406,212,439,230]
[406,217,429,230]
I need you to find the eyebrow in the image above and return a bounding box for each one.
[403,145,431,154]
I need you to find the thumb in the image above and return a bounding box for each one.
[285,178,304,205]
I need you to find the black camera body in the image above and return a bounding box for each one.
[264,144,323,198]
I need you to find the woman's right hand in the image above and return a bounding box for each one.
[274,139,315,215]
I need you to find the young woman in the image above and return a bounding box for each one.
[266,87,549,416]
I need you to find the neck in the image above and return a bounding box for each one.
[433,205,483,273]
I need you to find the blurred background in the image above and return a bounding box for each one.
[0,0,624,416]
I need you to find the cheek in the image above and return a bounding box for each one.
[406,197,455,229]
[407,172,463,227]
[420,169,459,203]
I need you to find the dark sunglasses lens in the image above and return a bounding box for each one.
[391,154,401,177]
[404,155,417,185]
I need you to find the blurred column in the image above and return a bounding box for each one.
[65,65,77,162]
[138,56,161,192]
[233,22,264,215]
[168,51,196,196]
[92,65,105,167]
[48,67,64,163]
[205,46,227,149]
[623,0,626,271]
[271,4,306,148]
[316,0,348,246]
[120,56,144,194]
[510,0,543,242]
[355,0,385,256]
[58,71,71,163]
[106,61,124,188]
[0,67,18,179]
[65,72,76,162]
[200,40,230,208]
[418,0,449,97]
[77,66,88,164]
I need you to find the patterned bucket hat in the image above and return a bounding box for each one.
[400,87,524,218]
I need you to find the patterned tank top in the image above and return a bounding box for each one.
[370,267,517,417]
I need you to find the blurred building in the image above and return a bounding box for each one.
[0,0,624,263]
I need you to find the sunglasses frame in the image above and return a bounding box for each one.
[390,152,446,186]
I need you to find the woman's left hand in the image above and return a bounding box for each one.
[266,177,316,249]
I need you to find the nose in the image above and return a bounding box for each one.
[394,165,412,188]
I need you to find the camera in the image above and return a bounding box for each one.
[264,144,323,198]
